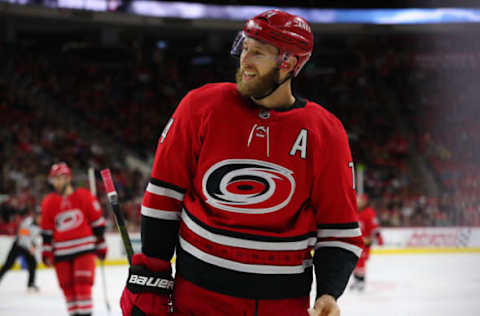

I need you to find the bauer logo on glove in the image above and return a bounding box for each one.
[126,264,174,296]
[128,274,174,290]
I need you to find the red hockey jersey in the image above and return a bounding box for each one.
[40,188,106,261]
[141,83,363,299]
[358,206,381,245]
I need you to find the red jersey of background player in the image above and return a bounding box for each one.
[357,193,383,254]
[41,178,106,261]
[351,193,383,291]
[358,204,382,247]
[41,162,107,316]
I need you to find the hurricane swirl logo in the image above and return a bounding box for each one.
[55,209,84,232]
[202,159,295,214]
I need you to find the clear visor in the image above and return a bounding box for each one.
[230,31,246,59]
[48,173,69,184]
[48,175,57,184]
[230,31,288,64]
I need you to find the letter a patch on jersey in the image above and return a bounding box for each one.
[289,129,307,159]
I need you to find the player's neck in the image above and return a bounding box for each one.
[62,185,74,197]
[251,81,295,110]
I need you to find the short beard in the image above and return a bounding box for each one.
[55,183,68,195]
[235,66,279,98]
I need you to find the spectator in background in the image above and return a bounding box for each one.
[0,202,22,235]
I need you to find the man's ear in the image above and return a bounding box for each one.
[279,55,298,74]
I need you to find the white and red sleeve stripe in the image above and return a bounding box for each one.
[140,178,186,260]
[315,222,363,257]
[141,178,185,221]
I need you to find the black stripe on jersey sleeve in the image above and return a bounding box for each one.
[41,232,53,244]
[91,225,105,238]
[184,207,316,242]
[141,215,180,261]
[313,247,358,300]
[150,177,187,194]
[316,222,359,230]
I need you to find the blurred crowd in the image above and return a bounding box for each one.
[377,34,480,227]
[1,31,479,235]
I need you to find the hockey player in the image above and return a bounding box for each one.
[350,193,383,292]
[0,210,41,292]
[40,162,107,316]
[121,9,363,316]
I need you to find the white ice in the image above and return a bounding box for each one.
[0,253,479,316]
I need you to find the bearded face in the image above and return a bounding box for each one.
[235,37,281,98]
[235,66,279,98]
[51,175,71,195]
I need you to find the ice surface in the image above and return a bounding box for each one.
[1,253,479,316]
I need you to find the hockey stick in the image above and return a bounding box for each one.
[88,167,111,313]
[99,259,111,313]
[100,169,134,264]
[88,167,97,197]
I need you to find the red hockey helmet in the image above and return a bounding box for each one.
[48,162,72,179]
[231,9,314,76]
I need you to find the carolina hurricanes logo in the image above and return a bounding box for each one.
[202,159,295,214]
[55,209,84,232]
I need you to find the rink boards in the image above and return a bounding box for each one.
[1,227,480,269]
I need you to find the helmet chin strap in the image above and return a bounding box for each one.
[56,181,71,196]
[252,53,294,101]
[252,67,293,101]
[57,183,67,196]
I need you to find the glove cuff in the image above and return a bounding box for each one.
[95,237,107,250]
[132,253,171,273]
[42,244,53,254]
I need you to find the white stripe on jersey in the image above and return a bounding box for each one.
[179,237,313,274]
[76,309,93,315]
[43,245,53,251]
[317,227,362,238]
[55,244,96,256]
[147,183,184,201]
[141,206,181,220]
[315,240,363,257]
[76,299,93,307]
[54,236,96,248]
[95,242,107,249]
[75,270,93,277]
[182,210,316,251]
[90,217,106,227]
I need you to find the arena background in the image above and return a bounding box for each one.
[1,0,479,265]
[1,1,480,316]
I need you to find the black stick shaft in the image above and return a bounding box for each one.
[110,196,134,264]
[101,169,134,265]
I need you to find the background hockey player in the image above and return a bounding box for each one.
[0,209,41,292]
[350,193,383,292]
[40,162,108,316]
[120,9,363,316]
